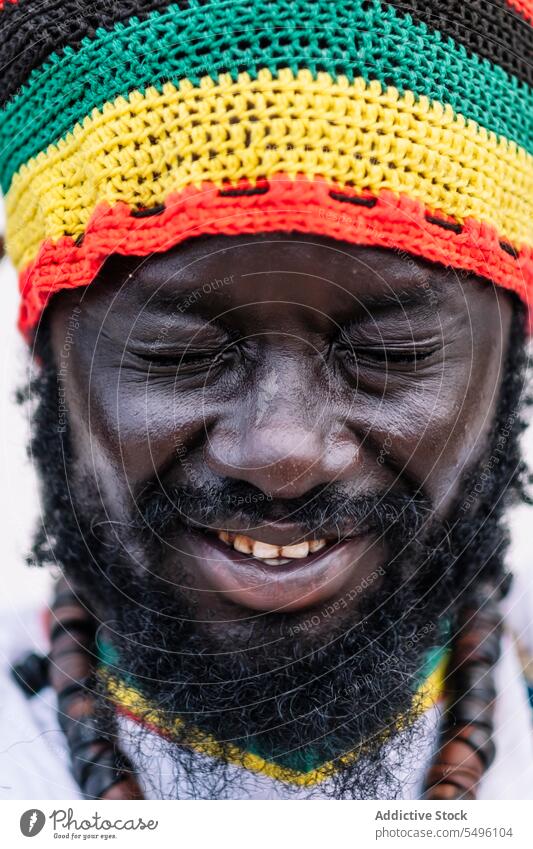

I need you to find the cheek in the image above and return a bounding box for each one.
[342,342,504,513]
[67,367,214,492]
[391,349,505,511]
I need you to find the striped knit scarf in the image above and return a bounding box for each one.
[98,638,450,786]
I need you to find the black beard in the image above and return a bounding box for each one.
[25,301,529,799]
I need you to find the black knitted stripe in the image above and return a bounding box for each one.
[0,0,185,103]
[387,0,532,86]
[0,0,531,107]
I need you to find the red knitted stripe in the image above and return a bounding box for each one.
[116,704,177,745]
[0,0,18,9]
[506,0,533,21]
[19,175,532,334]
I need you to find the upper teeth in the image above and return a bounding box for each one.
[217,531,327,562]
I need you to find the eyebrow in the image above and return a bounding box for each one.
[128,289,209,317]
[135,279,231,314]
[353,281,445,316]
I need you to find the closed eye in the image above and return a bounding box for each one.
[334,339,439,373]
[352,345,437,364]
[131,347,230,373]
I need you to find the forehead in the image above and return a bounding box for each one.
[77,234,497,327]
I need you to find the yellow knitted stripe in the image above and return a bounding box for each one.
[6,68,532,272]
[106,659,446,788]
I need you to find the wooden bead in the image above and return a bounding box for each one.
[422,584,502,800]
[46,578,144,801]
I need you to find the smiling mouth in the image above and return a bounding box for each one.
[216,530,329,565]
[175,525,384,613]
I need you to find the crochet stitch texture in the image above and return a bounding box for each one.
[0,0,531,332]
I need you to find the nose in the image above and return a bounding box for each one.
[205,363,358,499]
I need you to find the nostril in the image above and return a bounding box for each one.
[205,427,330,498]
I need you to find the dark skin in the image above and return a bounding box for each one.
[48,234,512,621]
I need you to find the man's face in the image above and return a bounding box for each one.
[40,234,519,795]
[48,235,511,625]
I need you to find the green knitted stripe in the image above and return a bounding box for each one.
[1,0,531,192]
[247,644,450,773]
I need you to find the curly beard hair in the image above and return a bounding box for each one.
[22,297,531,799]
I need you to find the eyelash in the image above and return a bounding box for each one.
[336,343,437,367]
[133,349,228,372]
[132,338,437,375]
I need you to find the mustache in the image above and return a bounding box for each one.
[130,480,433,543]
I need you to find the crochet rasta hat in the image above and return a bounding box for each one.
[0,0,531,334]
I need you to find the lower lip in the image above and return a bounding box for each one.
[176,529,381,612]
